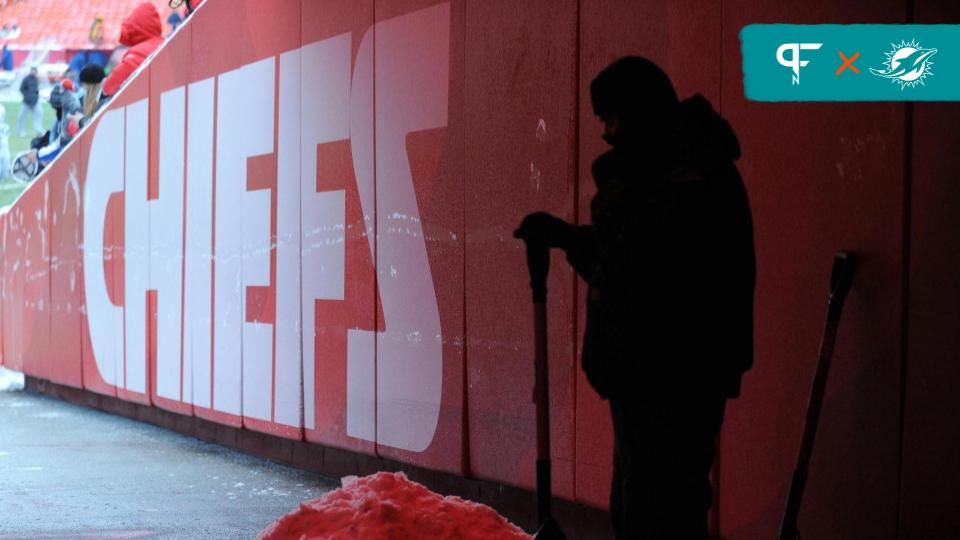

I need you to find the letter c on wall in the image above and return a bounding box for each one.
[83,109,126,388]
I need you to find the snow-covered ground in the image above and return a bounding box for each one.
[0,390,336,537]
[0,366,24,392]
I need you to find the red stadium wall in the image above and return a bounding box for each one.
[1,1,958,538]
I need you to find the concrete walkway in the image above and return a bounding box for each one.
[0,389,337,539]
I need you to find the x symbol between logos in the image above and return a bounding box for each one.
[836,51,860,75]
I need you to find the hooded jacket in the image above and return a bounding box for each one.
[567,95,755,404]
[102,2,163,97]
[20,72,39,106]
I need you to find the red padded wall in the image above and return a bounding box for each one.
[15,177,51,380]
[299,0,377,459]
[77,107,111,396]
[373,0,467,476]
[114,73,152,407]
[46,142,84,388]
[718,1,909,538]
[464,0,579,497]
[147,12,194,417]
[899,2,960,537]
[79,107,117,398]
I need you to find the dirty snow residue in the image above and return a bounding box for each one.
[258,471,532,540]
[0,367,24,392]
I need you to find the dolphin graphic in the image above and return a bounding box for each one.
[870,46,937,82]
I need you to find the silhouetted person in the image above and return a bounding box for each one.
[515,57,755,539]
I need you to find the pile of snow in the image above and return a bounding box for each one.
[258,471,532,540]
[0,367,24,392]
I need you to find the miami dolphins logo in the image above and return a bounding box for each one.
[870,39,937,89]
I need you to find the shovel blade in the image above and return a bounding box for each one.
[534,517,568,540]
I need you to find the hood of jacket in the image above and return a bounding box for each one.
[119,2,162,47]
[590,94,740,187]
[676,94,741,165]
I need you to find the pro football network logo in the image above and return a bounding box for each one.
[870,39,937,89]
[776,42,823,85]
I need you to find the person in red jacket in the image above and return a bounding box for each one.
[102,2,163,98]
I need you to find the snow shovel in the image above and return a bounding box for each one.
[518,236,567,540]
[777,251,858,540]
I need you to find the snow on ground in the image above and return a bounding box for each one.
[0,366,25,392]
[259,471,533,540]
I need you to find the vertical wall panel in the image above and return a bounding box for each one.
[5,203,24,373]
[464,0,578,496]
[4,196,23,371]
[17,177,51,380]
[575,0,723,508]
[116,74,152,406]
[184,74,215,412]
[80,105,118,397]
[272,34,304,436]
[373,0,466,474]
[900,2,960,537]
[6,206,21,373]
[719,2,907,538]
[149,20,194,416]
[47,142,85,388]
[185,1,234,426]
[0,211,12,369]
[300,0,377,457]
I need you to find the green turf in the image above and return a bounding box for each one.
[0,99,58,207]
[0,184,24,208]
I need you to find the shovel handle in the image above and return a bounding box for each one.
[777,251,858,540]
[523,239,550,303]
[521,238,555,528]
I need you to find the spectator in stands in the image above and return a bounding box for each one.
[68,51,90,83]
[30,85,60,150]
[62,78,83,112]
[89,16,105,46]
[27,83,84,169]
[0,24,18,41]
[168,10,184,34]
[171,0,206,16]
[79,64,106,117]
[101,2,163,98]
[1,44,12,71]
[18,66,41,137]
[31,84,72,151]
[88,50,107,68]
[64,50,106,82]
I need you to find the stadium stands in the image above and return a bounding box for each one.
[0,0,176,51]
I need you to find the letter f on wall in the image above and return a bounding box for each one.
[346,3,451,452]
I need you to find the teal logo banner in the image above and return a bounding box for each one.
[741,24,960,101]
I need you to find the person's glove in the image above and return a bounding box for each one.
[513,212,573,249]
